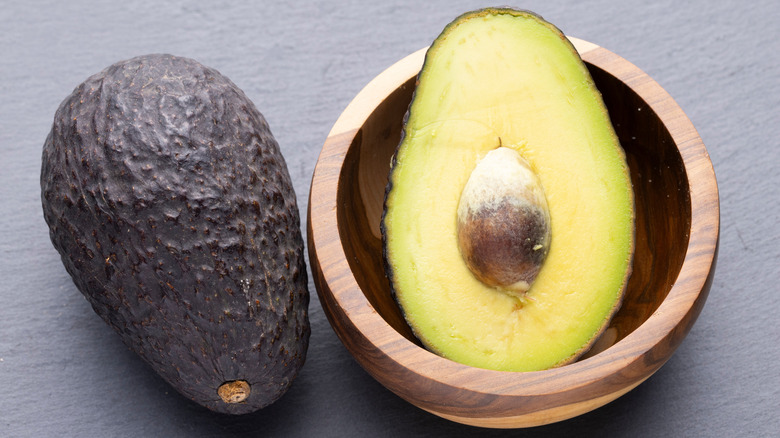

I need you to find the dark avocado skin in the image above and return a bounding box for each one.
[41,54,310,414]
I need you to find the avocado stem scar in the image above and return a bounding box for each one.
[218,380,251,404]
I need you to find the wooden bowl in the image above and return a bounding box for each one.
[307,38,719,428]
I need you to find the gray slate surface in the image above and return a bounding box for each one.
[2,0,778,436]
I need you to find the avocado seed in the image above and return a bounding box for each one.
[456,146,551,297]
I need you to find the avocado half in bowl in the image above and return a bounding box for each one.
[308,9,718,428]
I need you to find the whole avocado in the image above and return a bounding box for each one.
[41,54,310,414]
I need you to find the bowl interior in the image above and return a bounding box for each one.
[335,61,692,357]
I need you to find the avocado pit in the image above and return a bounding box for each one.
[456,146,551,297]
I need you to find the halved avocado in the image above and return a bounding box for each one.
[382,9,634,372]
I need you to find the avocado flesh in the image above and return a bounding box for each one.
[383,9,634,372]
[41,54,310,413]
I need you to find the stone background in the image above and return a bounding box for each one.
[2,0,778,436]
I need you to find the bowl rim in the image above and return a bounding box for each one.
[308,36,719,420]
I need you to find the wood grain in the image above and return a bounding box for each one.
[307,38,719,428]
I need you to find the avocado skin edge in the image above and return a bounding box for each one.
[41,54,310,414]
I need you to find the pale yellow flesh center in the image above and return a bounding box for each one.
[384,12,633,372]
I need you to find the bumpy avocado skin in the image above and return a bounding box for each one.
[41,54,310,414]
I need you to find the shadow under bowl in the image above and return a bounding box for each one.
[307,39,719,428]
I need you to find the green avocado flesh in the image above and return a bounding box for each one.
[382,9,634,372]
